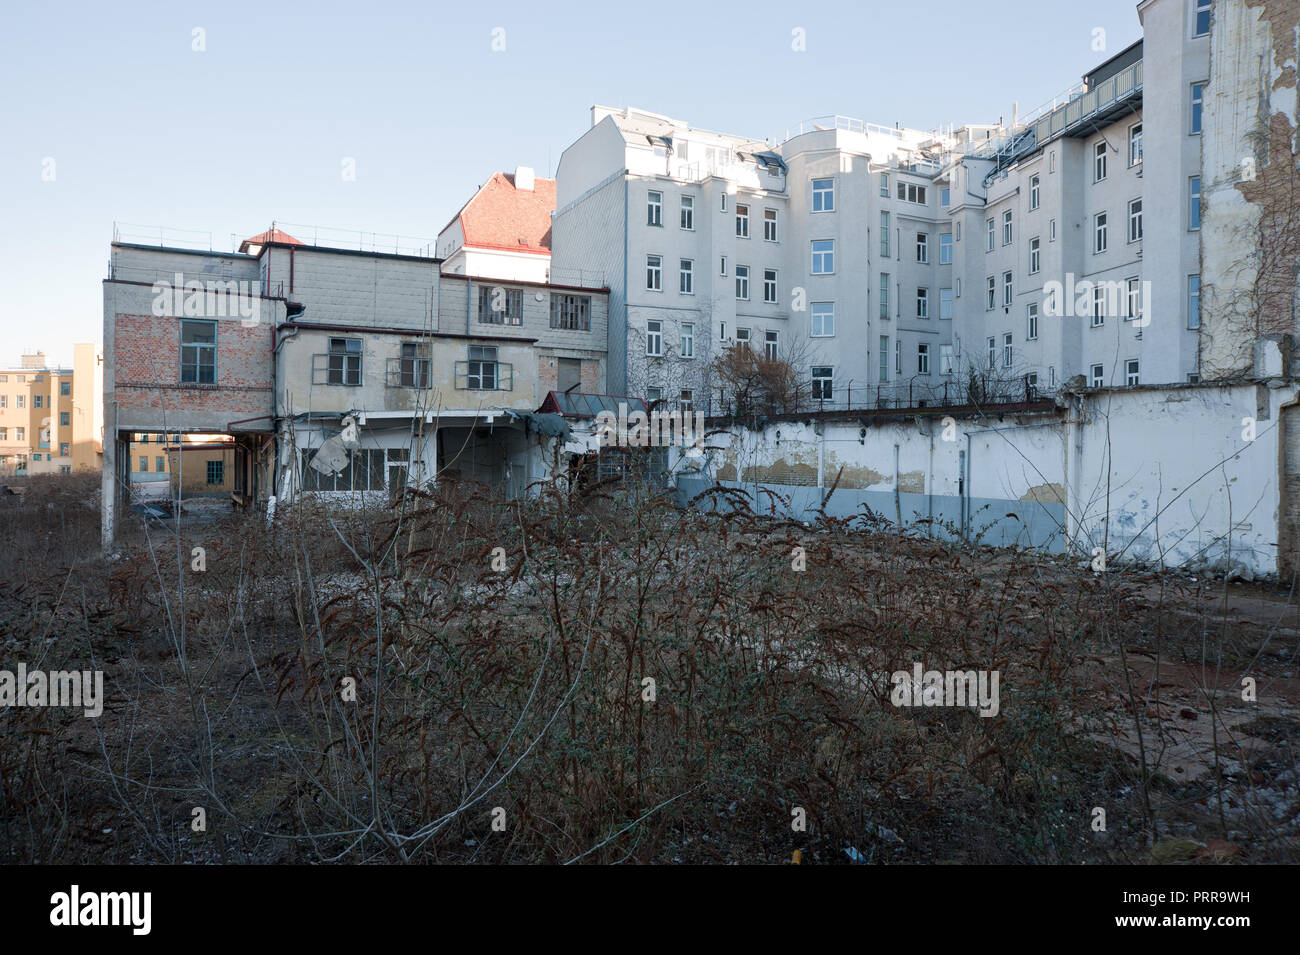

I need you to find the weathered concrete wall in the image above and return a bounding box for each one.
[676,381,1298,574]
[1201,0,1300,379]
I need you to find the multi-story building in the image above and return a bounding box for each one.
[101,224,609,542]
[0,346,102,476]
[551,0,1225,407]
[437,167,557,284]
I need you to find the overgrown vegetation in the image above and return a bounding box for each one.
[1,471,1296,863]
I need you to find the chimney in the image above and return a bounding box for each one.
[514,166,535,191]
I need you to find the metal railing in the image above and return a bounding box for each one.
[706,375,1048,417]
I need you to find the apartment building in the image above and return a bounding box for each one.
[0,346,102,476]
[102,225,609,542]
[551,0,1227,407]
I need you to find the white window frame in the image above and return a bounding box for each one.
[1002,209,1013,245]
[646,254,662,291]
[1188,274,1201,329]
[1128,198,1143,242]
[917,342,930,376]
[735,203,750,238]
[735,265,750,300]
[763,207,778,242]
[1129,123,1143,166]
[1029,236,1041,274]
[646,319,663,356]
[986,218,995,252]
[679,258,694,294]
[1002,271,1013,308]
[939,233,952,264]
[1125,359,1140,386]
[1094,211,1108,253]
[1027,302,1039,340]
[811,239,834,275]
[811,177,834,212]
[681,322,695,358]
[1091,364,1104,388]
[811,302,835,337]
[1189,176,1201,230]
[940,288,953,320]
[986,276,996,310]
[916,287,929,319]
[680,195,694,230]
[916,232,929,263]
[1190,82,1205,133]
[647,190,663,227]
[1003,333,1013,368]
[763,268,778,304]
[1029,174,1040,210]
[1094,141,1108,183]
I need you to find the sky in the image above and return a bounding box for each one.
[0,0,1147,369]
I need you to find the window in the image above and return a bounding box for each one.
[207,460,225,485]
[916,287,929,319]
[811,302,834,337]
[1094,141,1108,182]
[956,222,962,242]
[679,390,694,412]
[646,320,663,356]
[1003,333,1013,368]
[1002,209,1013,245]
[399,343,431,388]
[736,203,750,237]
[720,255,727,276]
[880,211,890,256]
[812,366,834,400]
[319,338,360,387]
[1194,0,1211,37]
[1092,286,1106,326]
[180,319,216,384]
[735,265,750,300]
[879,173,889,197]
[719,322,726,341]
[940,288,953,320]
[1189,176,1201,230]
[17,395,24,409]
[681,323,695,358]
[986,218,995,252]
[1003,271,1013,307]
[154,455,163,471]
[896,181,927,204]
[811,239,834,274]
[895,338,901,375]
[1129,123,1143,165]
[549,294,591,330]
[680,259,694,294]
[465,346,501,390]
[941,187,951,206]
[879,336,890,381]
[879,273,890,320]
[987,337,997,369]
[940,233,952,264]
[812,178,834,212]
[60,382,70,396]
[646,254,662,290]
[1190,82,1205,133]
[0,428,5,440]
[680,195,694,230]
[139,456,148,472]
[302,448,386,492]
[1128,199,1143,242]
[916,232,929,263]
[1026,373,1038,397]
[1027,302,1039,340]
[478,285,524,327]
[1188,275,1201,329]
[764,208,778,241]
[15,428,23,441]
[647,190,663,226]
[0,396,5,408]
[763,269,778,303]
[33,395,43,408]
[986,276,996,310]
[1029,175,1040,210]
[1125,359,1140,386]
[917,343,930,375]
[1049,366,1056,388]
[1029,236,1041,274]
[59,466,70,475]
[1127,277,1142,321]
[1094,211,1108,253]
[764,330,779,360]
[1049,218,1057,242]
[940,344,955,375]
[735,327,750,349]
[60,411,70,427]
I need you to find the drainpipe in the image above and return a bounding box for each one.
[964,432,973,540]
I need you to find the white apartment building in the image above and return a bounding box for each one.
[551,0,1221,409]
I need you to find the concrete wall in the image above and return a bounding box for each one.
[676,381,1297,574]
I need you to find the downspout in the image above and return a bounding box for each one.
[964,432,973,540]
[622,172,630,394]
[893,442,902,529]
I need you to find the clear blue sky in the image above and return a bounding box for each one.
[0,0,1145,368]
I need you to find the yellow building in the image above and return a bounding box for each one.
[0,346,102,476]
[163,441,236,496]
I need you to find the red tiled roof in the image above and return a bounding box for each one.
[452,172,555,257]
[239,228,303,253]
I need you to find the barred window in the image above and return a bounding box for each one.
[549,294,591,330]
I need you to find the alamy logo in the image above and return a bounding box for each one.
[0,664,103,717]
[595,403,706,454]
[151,272,262,327]
[890,663,1000,717]
[1043,274,1151,328]
[50,885,151,935]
